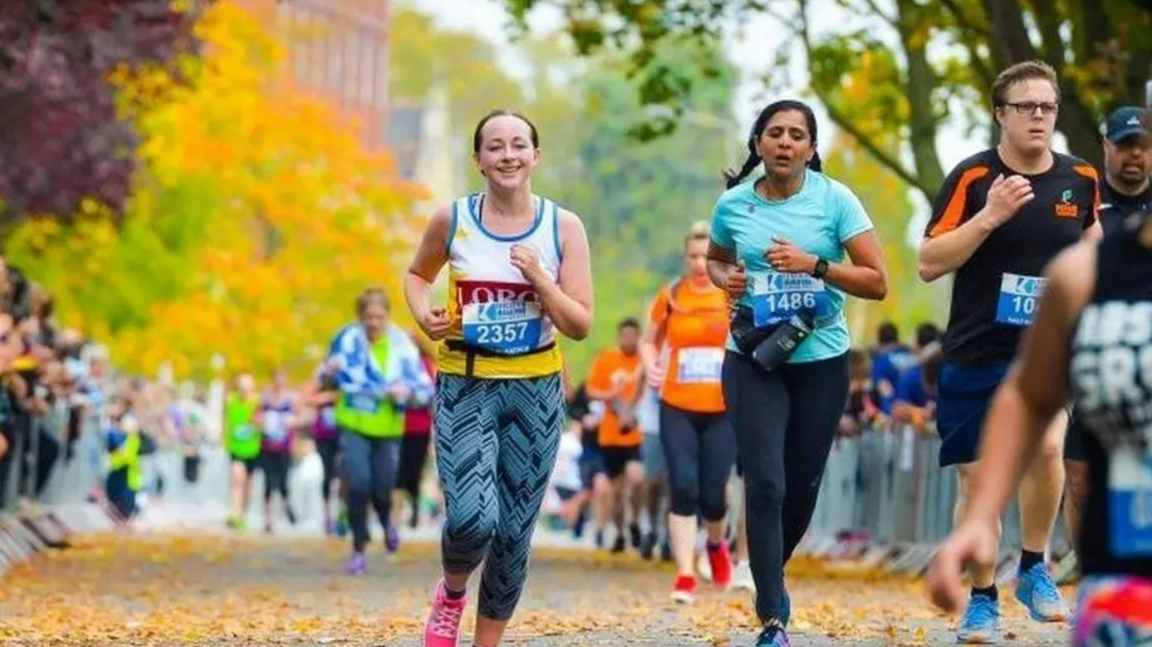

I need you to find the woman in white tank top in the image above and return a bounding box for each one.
[403,110,593,647]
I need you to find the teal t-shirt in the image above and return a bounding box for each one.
[710,169,874,363]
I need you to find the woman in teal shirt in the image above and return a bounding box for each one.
[706,99,888,647]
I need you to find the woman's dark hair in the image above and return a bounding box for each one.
[472,110,540,155]
[724,100,822,189]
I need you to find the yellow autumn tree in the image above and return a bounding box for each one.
[4,1,425,380]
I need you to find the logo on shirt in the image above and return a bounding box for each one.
[1055,187,1079,218]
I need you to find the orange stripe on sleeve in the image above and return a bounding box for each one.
[929,165,991,237]
[1073,164,1102,222]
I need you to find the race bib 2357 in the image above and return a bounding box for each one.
[462,300,543,354]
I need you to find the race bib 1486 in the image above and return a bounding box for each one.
[1108,446,1152,558]
[749,271,830,328]
[996,273,1048,327]
[463,300,543,354]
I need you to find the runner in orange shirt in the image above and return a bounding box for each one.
[586,319,646,554]
[641,221,736,603]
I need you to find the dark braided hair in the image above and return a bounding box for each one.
[724,100,822,189]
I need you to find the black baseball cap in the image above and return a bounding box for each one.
[1105,106,1148,143]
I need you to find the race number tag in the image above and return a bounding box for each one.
[320,407,337,428]
[996,273,1048,326]
[263,410,289,443]
[462,300,543,354]
[749,271,830,328]
[347,394,379,414]
[677,347,724,384]
[233,424,256,441]
[1108,445,1152,558]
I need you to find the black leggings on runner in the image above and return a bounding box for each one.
[722,351,849,624]
[262,451,291,503]
[659,403,736,521]
[396,433,431,525]
[315,436,340,502]
[341,431,400,552]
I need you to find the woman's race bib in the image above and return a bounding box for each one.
[320,406,337,428]
[750,271,830,328]
[677,347,724,384]
[263,410,289,442]
[996,273,1047,326]
[1108,445,1152,558]
[462,300,543,354]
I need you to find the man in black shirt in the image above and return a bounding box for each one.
[1063,106,1149,563]
[918,60,1101,644]
[1098,106,1151,236]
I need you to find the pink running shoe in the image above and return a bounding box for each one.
[423,579,467,647]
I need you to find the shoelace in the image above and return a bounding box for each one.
[1029,569,1062,602]
[965,598,997,627]
[431,603,463,637]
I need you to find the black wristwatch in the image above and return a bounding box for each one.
[812,258,829,279]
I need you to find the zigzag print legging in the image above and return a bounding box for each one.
[433,372,563,621]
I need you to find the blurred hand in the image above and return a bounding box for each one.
[983,174,1034,229]
[766,237,818,275]
[388,383,412,403]
[510,244,546,285]
[417,307,451,341]
[725,260,748,301]
[927,519,999,613]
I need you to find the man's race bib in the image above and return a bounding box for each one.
[1108,445,1152,558]
[463,300,543,354]
[749,271,830,328]
[996,273,1048,326]
[677,347,724,384]
[320,407,337,428]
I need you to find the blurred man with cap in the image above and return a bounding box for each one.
[1061,105,1152,577]
[1099,106,1151,236]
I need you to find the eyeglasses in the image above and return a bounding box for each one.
[1001,101,1059,116]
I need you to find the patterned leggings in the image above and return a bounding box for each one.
[434,372,563,621]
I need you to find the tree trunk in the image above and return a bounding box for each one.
[895,0,946,197]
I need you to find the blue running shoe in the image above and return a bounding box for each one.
[1015,563,1068,622]
[956,594,1000,644]
[753,625,790,647]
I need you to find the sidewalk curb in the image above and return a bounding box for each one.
[0,503,109,573]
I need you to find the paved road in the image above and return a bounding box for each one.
[0,521,1072,647]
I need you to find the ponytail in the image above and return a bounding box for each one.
[725,99,821,189]
[807,150,823,173]
[724,148,762,189]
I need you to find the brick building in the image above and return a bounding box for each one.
[236,0,391,151]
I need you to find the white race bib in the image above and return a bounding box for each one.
[1108,445,1152,558]
[462,300,544,354]
[996,273,1047,327]
[677,347,724,384]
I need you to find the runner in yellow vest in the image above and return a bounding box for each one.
[224,374,260,530]
[328,288,433,575]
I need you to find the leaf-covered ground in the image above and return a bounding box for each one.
[0,533,1071,646]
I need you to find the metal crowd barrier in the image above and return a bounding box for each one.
[800,424,1073,579]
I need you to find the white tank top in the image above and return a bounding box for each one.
[440,193,565,378]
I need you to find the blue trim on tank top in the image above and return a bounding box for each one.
[468,192,544,242]
[446,200,459,255]
[551,200,563,262]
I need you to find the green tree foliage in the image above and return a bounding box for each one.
[502,0,1152,202]
[390,8,735,377]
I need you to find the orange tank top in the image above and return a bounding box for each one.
[648,278,729,413]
